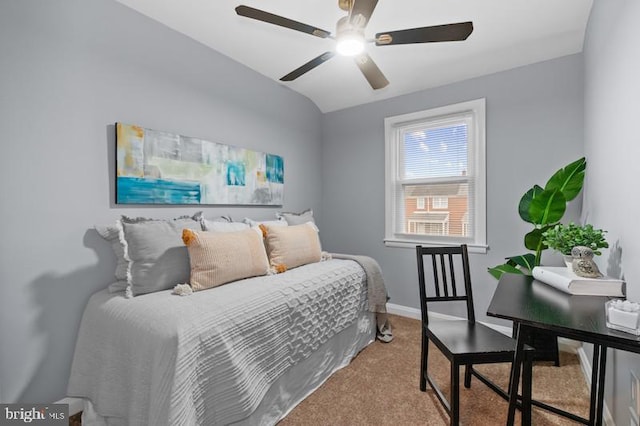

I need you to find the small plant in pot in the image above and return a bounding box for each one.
[541,222,608,267]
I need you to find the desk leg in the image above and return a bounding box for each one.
[589,345,608,426]
[589,345,601,424]
[522,350,532,426]
[596,346,607,426]
[507,322,529,426]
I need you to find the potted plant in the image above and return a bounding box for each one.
[488,157,586,365]
[488,157,587,279]
[542,223,608,267]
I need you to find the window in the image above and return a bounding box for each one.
[384,99,486,252]
[462,212,470,237]
[432,196,448,209]
[408,213,449,235]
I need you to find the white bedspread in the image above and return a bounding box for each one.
[67,259,368,426]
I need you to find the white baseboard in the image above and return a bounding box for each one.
[388,302,520,337]
[388,302,614,424]
[387,302,421,319]
[55,397,84,416]
[577,347,615,426]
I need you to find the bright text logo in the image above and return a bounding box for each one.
[0,404,67,426]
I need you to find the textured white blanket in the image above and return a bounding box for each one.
[331,253,393,342]
[67,259,368,425]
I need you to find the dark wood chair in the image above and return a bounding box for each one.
[416,244,533,426]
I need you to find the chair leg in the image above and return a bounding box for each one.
[420,331,429,391]
[464,364,472,388]
[451,361,460,426]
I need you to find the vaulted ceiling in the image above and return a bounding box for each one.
[115,0,593,112]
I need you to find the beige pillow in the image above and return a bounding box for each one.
[263,222,322,269]
[182,227,269,291]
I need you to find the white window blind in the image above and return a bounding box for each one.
[384,99,486,251]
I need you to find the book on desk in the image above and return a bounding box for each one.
[532,266,625,297]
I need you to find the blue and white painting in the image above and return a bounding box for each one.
[116,123,284,205]
[266,154,284,184]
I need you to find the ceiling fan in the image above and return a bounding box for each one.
[235,0,473,90]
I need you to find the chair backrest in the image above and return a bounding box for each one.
[416,244,476,325]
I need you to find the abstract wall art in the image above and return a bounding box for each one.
[116,123,284,205]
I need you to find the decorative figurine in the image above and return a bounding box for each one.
[571,246,603,278]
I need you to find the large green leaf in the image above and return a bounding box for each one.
[545,157,586,202]
[528,189,566,225]
[518,185,544,223]
[524,225,555,252]
[506,254,536,273]
[488,264,524,280]
[524,229,542,251]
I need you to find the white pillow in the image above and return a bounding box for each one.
[202,219,250,232]
[243,217,288,228]
[95,223,128,284]
[276,209,314,226]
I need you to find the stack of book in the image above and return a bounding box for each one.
[532,266,625,297]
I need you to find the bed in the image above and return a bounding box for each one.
[67,258,379,425]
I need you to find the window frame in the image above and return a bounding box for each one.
[384,98,487,253]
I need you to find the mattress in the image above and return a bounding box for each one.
[67,259,375,425]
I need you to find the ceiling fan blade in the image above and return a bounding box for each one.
[375,22,473,46]
[235,5,331,39]
[280,51,335,82]
[349,0,378,28]
[354,53,389,90]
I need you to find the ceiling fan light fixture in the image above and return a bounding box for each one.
[235,3,473,90]
[335,15,365,56]
[336,33,365,56]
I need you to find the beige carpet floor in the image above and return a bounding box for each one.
[279,315,591,425]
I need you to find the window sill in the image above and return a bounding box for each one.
[384,238,488,253]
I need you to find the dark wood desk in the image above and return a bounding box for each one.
[487,273,640,426]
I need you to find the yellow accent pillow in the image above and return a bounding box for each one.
[182,227,269,291]
[263,222,322,269]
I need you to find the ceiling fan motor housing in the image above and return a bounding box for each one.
[336,16,365,56]
[337,15,365,39]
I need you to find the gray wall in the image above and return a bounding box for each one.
[0,0,322,403]
[583,1,640,423]
[319,54,584,322]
